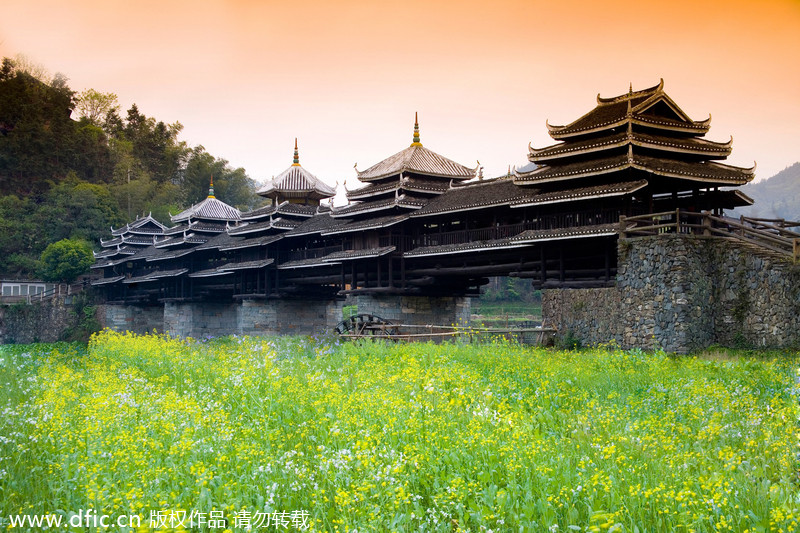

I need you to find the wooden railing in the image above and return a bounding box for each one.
[0,279,90,305]
[620,210,800,262]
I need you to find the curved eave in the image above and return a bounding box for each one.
[632,116,710,134]
[357,168,474,182]
[511,180,649,208]
[514,158,630,185]
[529,134,732,163]
[632,160,754,185]
[548,116,710,140]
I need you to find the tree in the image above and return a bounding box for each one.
[39,238,94,283]
[75,89,119,126]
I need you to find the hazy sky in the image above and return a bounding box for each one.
[2,0,799,197]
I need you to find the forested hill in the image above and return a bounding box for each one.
[0,56,264,279]
[737,162,800,222]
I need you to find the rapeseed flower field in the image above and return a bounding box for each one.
[0,331,798,532]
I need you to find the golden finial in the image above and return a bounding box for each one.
[411,112,422,146]
[208,175,216,198]
[292,138,300,166]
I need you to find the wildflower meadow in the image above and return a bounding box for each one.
[0,331,798,532]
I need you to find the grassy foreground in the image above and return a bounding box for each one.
[0,331,798,532]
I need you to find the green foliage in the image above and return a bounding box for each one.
[38,238,93,283]
[0,55,263,278]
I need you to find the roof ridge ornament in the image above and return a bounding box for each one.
[292,138,300,166]
[411,112,422,147]
[208,176,216,198]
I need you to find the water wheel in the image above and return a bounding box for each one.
[335,314,400,338]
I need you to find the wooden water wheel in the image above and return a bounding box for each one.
[335,314,400,338]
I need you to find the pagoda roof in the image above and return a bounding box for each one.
[511,180,648,208]
[545,80,711,140]
[258,140,336,200]
[110,214,167,236]
[258,166,336,199]
[410,178,539,218]
[355,144,477,182]
[514,153,754,186]
[171,195,241,223]
[332,194,428,217]
[346,176,451,200]
[529,131,733,162]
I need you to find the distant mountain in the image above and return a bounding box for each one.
[736,162,800,222]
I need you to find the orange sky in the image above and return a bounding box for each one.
[1,0,799,197]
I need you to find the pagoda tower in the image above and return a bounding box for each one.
[515,79,755,214]
[335,113,477,220]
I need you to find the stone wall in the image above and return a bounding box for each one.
[0,297,81,344]
[354,294,471,328]
[543,235,800,353]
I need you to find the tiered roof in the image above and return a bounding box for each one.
[92,214,167,269]
[337,114,478,218]
[256,139,336,204]
[516,80,755,192]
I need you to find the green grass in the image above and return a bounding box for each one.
[1,333,798,532]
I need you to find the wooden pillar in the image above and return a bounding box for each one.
[540,245,546,285]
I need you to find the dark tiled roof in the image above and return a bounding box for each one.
[547,81,710,139]
[346,177,451,200]
[188,268,234,278]
[411,178,538,217]
[323,246,395,261]
[631,155,754,185]
[333,194,428,217]
[321,214,408,235]
[277,257,339,270]
[162,223,191,236]
[356,144,476,181]
[228,220,281,235]
[192,231,243,251]
[145,248,196,263]
[219,234,283,251]
[282,213,349,238]
[404,224,617,258]
[191,222,228,233]
[515,154,631,184]
[123,268,188,284]
[219,259,274,271]
[511,180,648,207]
[91,275,125,286]
[529,131,732,163]
[240,204,278,220]
[110,215,167,236]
